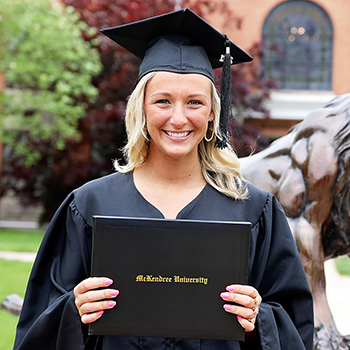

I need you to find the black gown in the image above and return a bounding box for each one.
[13,172,314,350]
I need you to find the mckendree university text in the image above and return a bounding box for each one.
[136,274,208,285]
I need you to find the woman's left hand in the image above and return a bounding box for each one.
[220,284,262,332]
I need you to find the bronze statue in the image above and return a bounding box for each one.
[240,94,350,349]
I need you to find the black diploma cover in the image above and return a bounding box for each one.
[89,216,251,341]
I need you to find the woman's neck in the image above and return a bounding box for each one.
[135,152,205,188]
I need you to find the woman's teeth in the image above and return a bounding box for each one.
[166,131,190,137]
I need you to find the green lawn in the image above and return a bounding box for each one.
[0,259,33,350]
[334,256,350,276]
[0,229,44,252]
[0,229,42,350]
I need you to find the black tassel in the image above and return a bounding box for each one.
[215,35,232,149]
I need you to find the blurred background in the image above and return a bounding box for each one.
[0,0,350,349]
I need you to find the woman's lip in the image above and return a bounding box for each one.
[164,131,192,138]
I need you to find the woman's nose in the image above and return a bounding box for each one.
[170,104,187,126]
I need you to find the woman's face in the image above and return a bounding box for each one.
[144,71,214,162]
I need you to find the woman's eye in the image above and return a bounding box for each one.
[155,99,170,104]
[189,100,203,105]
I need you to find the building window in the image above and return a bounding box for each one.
[262,0,333,90]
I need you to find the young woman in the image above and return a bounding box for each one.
[14,9,314,350]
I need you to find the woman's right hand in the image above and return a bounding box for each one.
[74,277,119,324]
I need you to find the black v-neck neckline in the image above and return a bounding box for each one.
[130,171,208,219]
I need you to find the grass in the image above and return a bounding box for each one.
[0,228,42,350]
[334,256,350,276]
[0,259,33,350]
[0,229,44,252]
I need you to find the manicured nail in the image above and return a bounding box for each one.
[226,286,234,292]
[223,304,231,311]
[237,315,242,321]
[97,310,104,317]
[220,292,229,300]
[111,290,119,297]
[108,301,116,307]
[105,279,113,286]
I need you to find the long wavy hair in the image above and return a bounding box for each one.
[114,72,248,200]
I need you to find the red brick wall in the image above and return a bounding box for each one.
[209,0,350,94]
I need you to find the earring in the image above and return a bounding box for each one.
[142,125,150,142]
[204,119,215,142]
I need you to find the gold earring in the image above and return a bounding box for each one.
[204,120,215,142]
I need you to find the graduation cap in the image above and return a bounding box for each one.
[100,8,253,148]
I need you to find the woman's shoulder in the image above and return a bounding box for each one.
[71,172,133,225]
[243,181,287,226]
[73,172,130,197]
[204,180,274,226]
[223,181,275,226]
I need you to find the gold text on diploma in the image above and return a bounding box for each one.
[135,274,208,285]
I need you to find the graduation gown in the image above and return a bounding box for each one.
[13,172,314,350]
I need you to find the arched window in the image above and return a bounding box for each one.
[262,0,333,90]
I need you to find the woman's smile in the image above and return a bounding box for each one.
[164,130,192,139]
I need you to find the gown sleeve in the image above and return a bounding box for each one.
[246,193,314,350]
[13,193,93,350]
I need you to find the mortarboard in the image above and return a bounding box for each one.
[100,8,253,148]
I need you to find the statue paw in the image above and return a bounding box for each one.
[314,325,350,349]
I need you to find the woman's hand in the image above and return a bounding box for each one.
[220,284,262,332]
[74,277,119,324]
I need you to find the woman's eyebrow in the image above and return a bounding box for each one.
[188,93,208,99]
[150,92,171,96]
[150,92,208,98]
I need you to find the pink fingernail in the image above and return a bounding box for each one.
[226,286,234,292]
[105,279,113,286]
[220,292,229,300]
[108,301,116,307]
[223,304,231,311]
[97,310,104,317]
[111,290,119,297]
[237,315,242,321]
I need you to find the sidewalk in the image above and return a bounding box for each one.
[1,250,349,335]
[324,259,350,335]
[0,251,37,263]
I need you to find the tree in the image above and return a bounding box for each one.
[1,0,274,223]
[0,0,102,165]
[229,42,277,156]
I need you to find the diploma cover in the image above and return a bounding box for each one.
[89,216,251,341]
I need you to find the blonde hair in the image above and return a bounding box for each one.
[114,72,248,200]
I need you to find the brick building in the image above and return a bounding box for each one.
[211,0,348,137]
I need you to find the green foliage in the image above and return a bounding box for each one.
[0,0,102,165]
[0,259,33,350]
[0,229,44,252]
